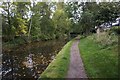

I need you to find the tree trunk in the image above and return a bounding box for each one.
[7,2,11,40]
[28,17,32,42]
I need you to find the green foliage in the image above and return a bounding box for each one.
[96,2,120,25]
[30,2,56,40]
[78,2,120,35]
[1,2,119,78]
[110,26,120,34]
[2,2,29,41]
[89,32,118,47]
[2,2,120,42]
[79,10,94,34]
[12,17,27,35]
[52,3,71,39]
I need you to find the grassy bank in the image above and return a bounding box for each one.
[79,33,118,78]
[39,40,73,78]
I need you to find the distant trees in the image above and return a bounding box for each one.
[1,1,120,42]
[2,2,30,42]
[52,3,71,39]
[90,2,120,27]
[78,2,120,35]
[2,2,15,40]
[1,2,72,42]
[30,2,71,40]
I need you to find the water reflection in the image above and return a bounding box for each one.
[2,40,66,79]
[23,54,34,68]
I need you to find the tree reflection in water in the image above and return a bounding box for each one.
[2,40,66,79]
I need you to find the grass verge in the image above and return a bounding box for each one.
[79,34,118,78]
[39,40,73,78]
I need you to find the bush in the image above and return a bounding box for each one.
[110,26,120,34]
[88,32,118,47]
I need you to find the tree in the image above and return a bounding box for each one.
[78,2,120,35]
[2,2,14,40]
[95,2,120,25]
[2,2,30,42]
[52,2,71,39]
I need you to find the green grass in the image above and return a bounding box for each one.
[39,40,73,78]
[79,34,118,78]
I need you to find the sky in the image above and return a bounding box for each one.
[0,2,3,14]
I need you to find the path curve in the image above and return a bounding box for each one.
[66,38,87,78]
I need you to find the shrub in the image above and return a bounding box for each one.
[88,32,118,47]
[110,26,120,34]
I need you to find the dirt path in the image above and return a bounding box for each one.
[66,39,87,78]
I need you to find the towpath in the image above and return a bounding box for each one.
[66,38,87,78]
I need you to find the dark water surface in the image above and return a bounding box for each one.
[2,40,66,79]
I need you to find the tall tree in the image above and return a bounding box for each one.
[2,2,30,41]
[52,2,71,39]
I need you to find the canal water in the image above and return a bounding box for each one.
[2,39,66,79]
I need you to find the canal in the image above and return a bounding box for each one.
[2,39,67,79]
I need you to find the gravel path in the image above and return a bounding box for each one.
[66,39,88,78]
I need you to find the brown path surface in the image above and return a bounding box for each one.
[66,39,87,78]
